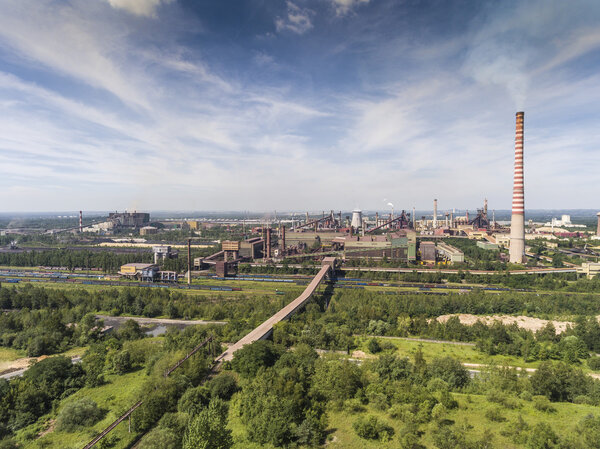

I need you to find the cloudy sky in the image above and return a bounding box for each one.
[1,0,599,212]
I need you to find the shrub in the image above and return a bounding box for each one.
[485,407,506,422]
[527,423,559,449]
[56,398,105,432]
[352,415,394,441]
[428,357,469,389]
[532,396,556,413]
[231,341,283,378]
[588,357,600,371]
[344,399,365,414]
[367,338,382,354]
[208,373,238,400]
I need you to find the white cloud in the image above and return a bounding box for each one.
[276,2,313,34]
[328,0,370,16]
[106,0,174,18]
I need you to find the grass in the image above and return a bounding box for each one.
[326,393,600,449]
[356,336,542,370]
[0,346,25,362]
[17,370,148,449]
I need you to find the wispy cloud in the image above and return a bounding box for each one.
[276,2,314,34]
[0,0,599,211]
[328,0,370,16]
[106,0,174,18]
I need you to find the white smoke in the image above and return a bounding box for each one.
[387,202,394,208]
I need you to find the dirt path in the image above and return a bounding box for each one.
[0,357,35,376]
[360,335,476,346]
[95,314,227,326]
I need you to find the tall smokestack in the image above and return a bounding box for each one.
[412,207,416,228]
[79,211,83,233]
[433,199,438,228]
[596,212,600,237]
[266,228,271,259]
[281,225,286,252]
[187,238,192,285]
[509,112,526,264]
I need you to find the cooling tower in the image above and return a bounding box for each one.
[509,112,525,264]
[351,210,363,229]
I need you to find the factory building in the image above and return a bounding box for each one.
[436,242,464,263]
[239,237,264,259]
[331,230,415,261]
[140,226,158,236]
[108,212,150,228]
[153,245,178,264]
[119,263,159,281]
[419,241,437,263]
[578,262,600,279]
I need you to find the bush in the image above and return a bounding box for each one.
[367,338,382,354]
[208,373,238,400]
[588,357,600,371]
[56,398,105,432]
[527,422,559,449]
[533,396,556,413]
[428,357,469,389]
[231,341,283,378]
[352,415,394,441]
[485,407,506,422]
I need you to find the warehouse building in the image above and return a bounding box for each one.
[119,263,159,281]
[436,242,464,263]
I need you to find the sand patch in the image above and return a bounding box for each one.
[0,357,36,375]
[437,314,573,334]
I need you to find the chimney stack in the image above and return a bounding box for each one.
[509,112,526,263]
[412,207,416,228]
[187,238,192,285]
[433,199,438,228]
[79,210,83,233]
[596,212,600,237]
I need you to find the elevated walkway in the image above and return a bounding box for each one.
[218,257,336,362]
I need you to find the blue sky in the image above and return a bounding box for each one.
[1,0,599,212]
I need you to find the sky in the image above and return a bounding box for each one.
[0,0,599,213]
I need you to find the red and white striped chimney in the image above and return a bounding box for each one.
[79,210,83,234]
[509,112,525,263]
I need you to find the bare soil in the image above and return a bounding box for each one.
[436,314,573,334]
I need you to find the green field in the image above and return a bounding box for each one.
[356,337,543,370]
[17,370,148,449]
[325,393,600,448]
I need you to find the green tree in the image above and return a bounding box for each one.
[183,399,232,449]
[428,357,469,389]
[231,340,283,378]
